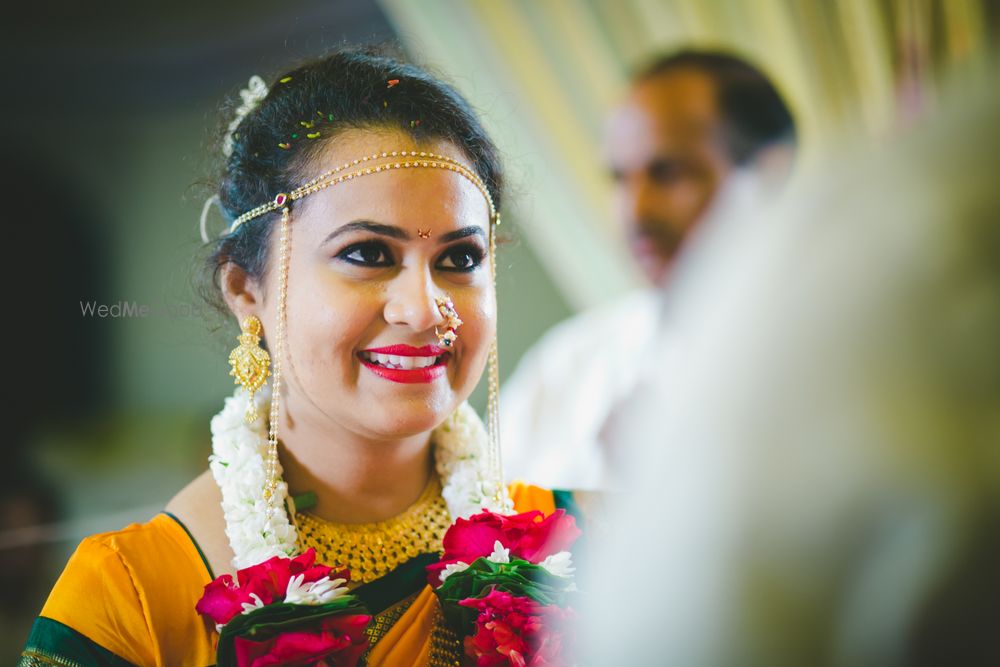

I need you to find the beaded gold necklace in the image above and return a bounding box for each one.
[295,474,452,584]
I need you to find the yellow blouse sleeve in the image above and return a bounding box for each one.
[40,535,157,666]
[38,514,216,667]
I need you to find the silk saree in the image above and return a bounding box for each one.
[19,483,579,667]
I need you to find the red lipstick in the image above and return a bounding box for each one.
[358,344,450,384]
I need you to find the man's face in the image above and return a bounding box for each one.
[605,69,733,285]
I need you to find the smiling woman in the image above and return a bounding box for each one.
[19,49,583,667]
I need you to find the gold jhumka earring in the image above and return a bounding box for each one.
[228,315,271,423]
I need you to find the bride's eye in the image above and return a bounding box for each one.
[337,241,394,267]
[436,244,484,272]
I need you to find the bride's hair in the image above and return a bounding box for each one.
[202,47,504,310]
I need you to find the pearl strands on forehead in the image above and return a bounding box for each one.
[228,150,498,234]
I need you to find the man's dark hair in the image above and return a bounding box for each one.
[635,49,796,165]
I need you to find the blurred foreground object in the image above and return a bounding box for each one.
[583,71,1000,666]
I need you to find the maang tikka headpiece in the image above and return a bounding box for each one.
[220,140,505,512]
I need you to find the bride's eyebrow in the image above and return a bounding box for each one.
[322,223,486,246]
[322,221,408,245]
[438,227,485,243]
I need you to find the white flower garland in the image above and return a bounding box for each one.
[210,385,512,569]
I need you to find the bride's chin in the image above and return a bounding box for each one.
[357,402,453,440]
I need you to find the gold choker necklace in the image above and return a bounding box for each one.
[295,474,452,584]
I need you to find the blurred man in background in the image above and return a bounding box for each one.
[583,71,1000,665]
[502,49,797,489]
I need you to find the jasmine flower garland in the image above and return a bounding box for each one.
[209,385,512,569]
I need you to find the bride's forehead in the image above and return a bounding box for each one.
[302,127,470,174]
[299,185,489,242]
[288,181,488,248]
[290,132,491,229]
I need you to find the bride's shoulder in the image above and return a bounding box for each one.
[166,470,235,577]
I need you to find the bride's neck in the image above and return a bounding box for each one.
[276,408,434,525]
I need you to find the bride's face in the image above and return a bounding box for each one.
[257,128,495,440]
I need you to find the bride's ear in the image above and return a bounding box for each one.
[220,261,263,323]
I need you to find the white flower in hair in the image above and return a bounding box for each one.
[222,75,269,158]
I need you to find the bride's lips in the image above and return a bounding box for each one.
[358,344,450,384]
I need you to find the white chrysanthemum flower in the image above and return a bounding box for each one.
[487,540,510,564]
[540,551,575,578]
[240,592,265,615]
[284,574,349,605]
[439,561,471,583]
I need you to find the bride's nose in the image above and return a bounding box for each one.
[383,267,445,332]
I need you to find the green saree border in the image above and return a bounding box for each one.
[552,489,582,525]
[19,617,136,667]
[352,552,439,616]
[553,488,588,567]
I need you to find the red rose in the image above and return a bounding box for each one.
[196,574,255,626]
[428,510,580,585]
[238,548,342,607]
[459,589,573,667]
[196,549,348,626]
[231,613,370,667]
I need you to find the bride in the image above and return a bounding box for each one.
[20,49,581,667]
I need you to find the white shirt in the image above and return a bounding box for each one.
[499,289,661,490]
[499,168,776,491]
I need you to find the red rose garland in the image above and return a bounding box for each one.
[196,549,370,667]
[197,510,580,667]
[460,589,573,667]
[429,510,581,667]
[426,509,581,584]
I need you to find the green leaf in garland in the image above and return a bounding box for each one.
[216,596,368,666]
[433,558,576,635]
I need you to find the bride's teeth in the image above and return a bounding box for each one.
[363,352,445,369]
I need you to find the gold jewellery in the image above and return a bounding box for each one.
[264,208,291,505]
[295,473,452,584]
[229,150,498,232]
[228,316,271,423]
[434,296,463,348]
[228,149,505,512]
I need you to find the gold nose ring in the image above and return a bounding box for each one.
[434,296,462,348]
